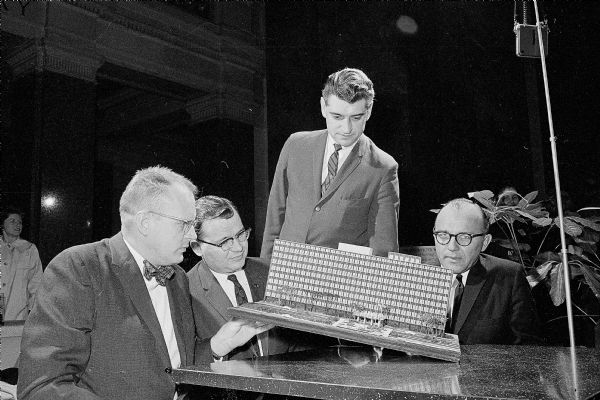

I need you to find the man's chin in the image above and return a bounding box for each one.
[443,261,465,273]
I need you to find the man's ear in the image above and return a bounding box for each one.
[191,241,203,258]
[481,233,492,252]
[135,211,150,236]
[320,97,327,118]
[365,103,373,121]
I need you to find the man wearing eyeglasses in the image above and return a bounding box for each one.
[433,198,541,345]
[188,196,289,361]
[18,167,269,400]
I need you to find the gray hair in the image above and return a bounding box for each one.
[119,166,197,219]
[437,198,490,232]
[194,195,239,239]
[322,67,375,108]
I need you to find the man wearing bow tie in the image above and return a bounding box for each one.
[18,167,269,400]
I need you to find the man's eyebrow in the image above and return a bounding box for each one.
[215,227,245,242]
[329,111,366,117]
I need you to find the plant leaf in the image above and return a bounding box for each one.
[549,261,566,306]
[469,190,495,210]
[535,261,557,280]
[518,190,538,207]
[532,217,553,227]
[515,209,551,225]
[554,217,583,237]
[580,265,600,300]
[535,251,561,263]
[567,216,600,232]
[468,190,494,200]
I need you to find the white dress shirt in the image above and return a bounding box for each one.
[124,239,181,370]
[209,268,264,356]
[209,269,255,305]
[447,269,471,319]
[321,134,358,184]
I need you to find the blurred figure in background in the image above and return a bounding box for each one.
[496,186,520,207]
[0,207,43,322]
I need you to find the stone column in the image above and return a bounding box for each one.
[3,37,99,264]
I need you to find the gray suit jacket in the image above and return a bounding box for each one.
[261,130,400,259]
[17,233,196,400]
[188,257,290,361]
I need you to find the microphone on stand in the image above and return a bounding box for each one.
[514,0,548,58]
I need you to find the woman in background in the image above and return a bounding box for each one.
[0,207,43,322]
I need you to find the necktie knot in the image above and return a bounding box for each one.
[333,143,342,152]
[456,274,463,286]
[227,274,248,305]
[143,260,174,286]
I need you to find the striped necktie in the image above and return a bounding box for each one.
[227,274,248,305]
[322,143,342,195]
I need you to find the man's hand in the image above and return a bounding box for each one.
[210,319,273,357]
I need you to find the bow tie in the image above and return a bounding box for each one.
[143,260,174,286]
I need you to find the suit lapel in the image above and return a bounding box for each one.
[244,260,266,302]
[313,131,329,202]
[197,260,232,322]
[320,135,365,201]
[455,260,487,333]
[166,273,188,366]
[109,234,172,368]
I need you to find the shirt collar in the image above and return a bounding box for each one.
[122,237,147,277]
[453,268,470,285]
[325,133,359,152]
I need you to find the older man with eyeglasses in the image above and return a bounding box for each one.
[187,196,291,361]
[18,167,270,400]
[433,198,542,345]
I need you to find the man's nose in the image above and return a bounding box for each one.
[447,236,460,251]
[340,118,351,133]
[185,227,197,241]
[230,237,244,252]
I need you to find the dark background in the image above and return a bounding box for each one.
[2,1,599,263]
[265,1,600,246]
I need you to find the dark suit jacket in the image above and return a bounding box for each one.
[17,233,196,400]
[188,257,289,361]
[260,130,400,259]
[452,254,542,344]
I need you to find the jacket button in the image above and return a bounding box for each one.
[315,206,321,212]
[165,367,172,374]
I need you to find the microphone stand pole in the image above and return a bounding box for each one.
[532,1,579,397]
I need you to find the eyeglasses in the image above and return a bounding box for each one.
[191,228,251,252]
[432,230,486,247]
[147,210,195,234]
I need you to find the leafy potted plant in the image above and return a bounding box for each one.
[467,189,600,346]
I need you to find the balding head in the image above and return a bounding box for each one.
[433,198,492,274]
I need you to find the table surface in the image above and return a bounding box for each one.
[173,345,600,400]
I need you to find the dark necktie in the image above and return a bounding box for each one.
[321,143,342,195]
[449,274,464,333]
[143,260,174,286]
[227,274,248,305]
[228,273,260,357]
